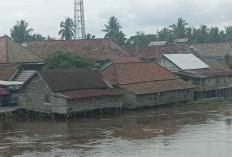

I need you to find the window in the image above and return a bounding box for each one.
[44,95,51,103]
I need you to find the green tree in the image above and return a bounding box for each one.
[58,17,75,40]
[225,26,232,41]
[157,28,173,42]
[169,18,188,38]
[102,16,126,45]
[127,32,157,47]
[86,33,96,39]
[224,54,231,65]
[10,20,34,43]
[43,50,99,69]
[29,33,46,41]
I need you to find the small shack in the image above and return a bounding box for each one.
[101,61,195,108]
[18,70,123,116]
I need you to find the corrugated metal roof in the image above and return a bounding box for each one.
[109,57,142,64]
[0,80,23,85]
[38,69,110,92]
[148,41,167,47]
[164,53,209,70]
[119,79,195,95]
[13,70,36,83]
[101,62,179,85]
[174,38,189,43]
[177,69,232,78]
[59,89,123,100]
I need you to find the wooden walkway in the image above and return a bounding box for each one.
[0,107,18,119]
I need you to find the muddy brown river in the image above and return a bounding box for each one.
[1,102,232,157]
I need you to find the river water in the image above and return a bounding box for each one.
[1,102,232,157]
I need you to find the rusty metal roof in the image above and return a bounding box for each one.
[177,69,232,79]
[22,39,130,60]
[101,62,179,85]
[109,57,142,64]
[59,89,123,100]
[0,36,43,64]
[38,69,110,92]
[119,79,195,95]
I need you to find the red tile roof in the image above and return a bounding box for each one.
[109,57,142,63]
[0,36,43,63]
[23,39,130,60]
[0,64,20,81]
[59,89,123,100]
[119,79,195,95]
[101,62,179,85]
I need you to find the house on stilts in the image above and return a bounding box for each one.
[157,53,232,99]
[18,69,123,116]
[101,58,196,108]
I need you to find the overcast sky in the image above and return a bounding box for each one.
[1,0,232,39]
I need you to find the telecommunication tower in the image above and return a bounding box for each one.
[74,0,86,39]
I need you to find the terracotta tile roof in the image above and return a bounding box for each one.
[0,64,20,81]
[124,45,196,60]
[119,79,195,95]
[59,89,123,100]
[101,62,179,85]
[22,39,130,60]
[0,36,43,63]
[109,57,142,63]
[190,43,232,58]
[38,69,110,92]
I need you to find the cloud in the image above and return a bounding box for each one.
[0,0,232,38]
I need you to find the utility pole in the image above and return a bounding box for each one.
[74,0,86,39]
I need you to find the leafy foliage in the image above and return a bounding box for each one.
[102,16,126,45]
[126,32,157,47]
[43,50,99,69]
[169,18,188,38]
[10,20,34,43]
[58,17,75,40]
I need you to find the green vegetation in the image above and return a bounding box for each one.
[10,20,47,43]
[43,50,99,69]
[58,17,75,40]
[102,16,126,46]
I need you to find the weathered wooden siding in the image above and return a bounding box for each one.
[156,56,181,72]
[51,94,67,114]
[204,76,232,91]
[122,89,194,108]
[18,74,61,113]
[67,96,123,113]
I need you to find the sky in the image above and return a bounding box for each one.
[1,0,232,39]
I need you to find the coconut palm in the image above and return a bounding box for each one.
[102,16,126,45]
[10,20,34,44]
[58,17,75,40]
[169,18,188,38]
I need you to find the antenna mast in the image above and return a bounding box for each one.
[74,0,86,39]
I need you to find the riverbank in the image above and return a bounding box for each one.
[1,101,232,157]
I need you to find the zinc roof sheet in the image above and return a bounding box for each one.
[164,53,209,70]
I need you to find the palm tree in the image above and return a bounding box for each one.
[10,20,34,43]
[58,17,75,40]
[102,16,126,45]
[169,18,188,38]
